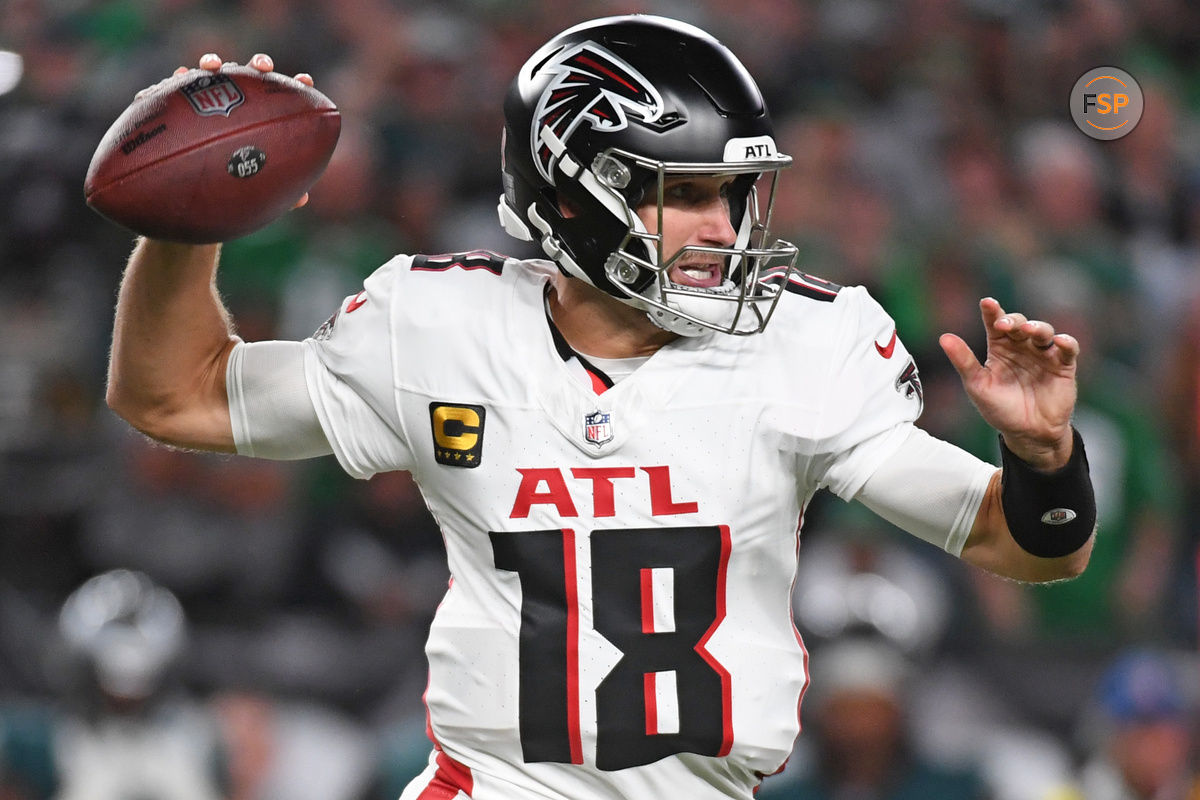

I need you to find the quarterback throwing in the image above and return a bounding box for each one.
[104,15,1095,800]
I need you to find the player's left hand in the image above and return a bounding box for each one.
[939,297,1079,471]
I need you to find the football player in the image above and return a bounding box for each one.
[0,571,229,800]
[104,15,1095,800]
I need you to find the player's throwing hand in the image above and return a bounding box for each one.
[939,297,1080,471]
[168,53,314,209]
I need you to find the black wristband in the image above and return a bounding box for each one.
[999,429,1096,558]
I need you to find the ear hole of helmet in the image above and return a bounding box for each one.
[555,190,583,219]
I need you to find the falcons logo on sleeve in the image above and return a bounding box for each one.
[895,358,924,412]
[528,42,665,182]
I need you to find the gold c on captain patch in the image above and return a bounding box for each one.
[430,402,486,468]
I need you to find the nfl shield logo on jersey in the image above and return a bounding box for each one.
[584,410,613,447]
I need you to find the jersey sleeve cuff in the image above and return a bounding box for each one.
[226,341,255,458]
[945,459,997,556]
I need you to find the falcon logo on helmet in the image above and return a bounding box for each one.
[529,42,665,183]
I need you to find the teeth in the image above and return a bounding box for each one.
[682,267,713,280]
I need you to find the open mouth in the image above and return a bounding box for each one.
[668,262,724,289]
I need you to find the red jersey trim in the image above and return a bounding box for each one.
[562,527,584,764]
[694,524,734,756]
[415,750,474,799]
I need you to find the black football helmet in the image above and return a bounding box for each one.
[498,14,799,336]
[59,570,186,701]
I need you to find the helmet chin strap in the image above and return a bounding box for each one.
[526,198,686,331]
[640,284,735,337]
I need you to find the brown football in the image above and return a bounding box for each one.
[84,65,341,243]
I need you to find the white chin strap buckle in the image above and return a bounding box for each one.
[497,196,533,241]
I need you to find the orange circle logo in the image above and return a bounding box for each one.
[1070,67,1143,140]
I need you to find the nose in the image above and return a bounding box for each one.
[699,196,737,247]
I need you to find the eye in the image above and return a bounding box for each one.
[665,182,696,201]
[661,180,729,206]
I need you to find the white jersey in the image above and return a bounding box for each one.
[299,252,936,800]
[53,707,224,800]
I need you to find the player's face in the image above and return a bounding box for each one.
[636,175,737,290]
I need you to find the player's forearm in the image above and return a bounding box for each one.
[106,237,237,451]
[961,470,1093,583]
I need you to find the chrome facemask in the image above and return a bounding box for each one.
[593,149,800,336]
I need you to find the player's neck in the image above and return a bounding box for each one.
[548,273,678,359]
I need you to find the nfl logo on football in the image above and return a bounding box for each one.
[584,410,613,447]
[182,74,246,117]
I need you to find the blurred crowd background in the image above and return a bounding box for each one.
[2,0,1200,798]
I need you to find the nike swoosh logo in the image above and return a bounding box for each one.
[875,330,897,358]
[345,291,368,313]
